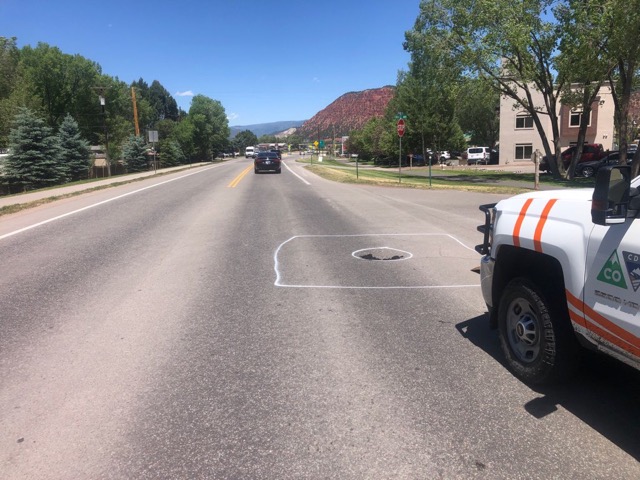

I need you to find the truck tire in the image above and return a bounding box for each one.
[497,277,580,384]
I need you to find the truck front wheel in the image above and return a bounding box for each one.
[498,278,580,384]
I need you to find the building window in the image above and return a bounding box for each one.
[515,115,533,129]
[570,110,591,127]
[515,144,533,160]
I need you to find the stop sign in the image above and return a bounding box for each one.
[397,119,406,137]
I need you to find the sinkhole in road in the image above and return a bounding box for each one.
[274,234,480,289]
[352,247,413,262]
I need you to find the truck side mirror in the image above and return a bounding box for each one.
[592,165,631,225]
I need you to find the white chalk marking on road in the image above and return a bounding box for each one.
[273,233,480,289]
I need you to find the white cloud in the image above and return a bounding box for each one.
[227,112,239,121]
[175,90,194,97]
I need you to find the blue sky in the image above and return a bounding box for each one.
[1,0,419,126]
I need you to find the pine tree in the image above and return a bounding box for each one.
[159,139,184,166]
[5,108,64,191]
[122,134,148,172]
[58,114,91,182]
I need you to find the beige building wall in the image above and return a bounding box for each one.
[498,85,615,164]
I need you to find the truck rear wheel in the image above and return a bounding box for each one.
[498,278,580,384]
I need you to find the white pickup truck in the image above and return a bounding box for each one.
[477,166,640,384]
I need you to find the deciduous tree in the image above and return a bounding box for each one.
[406,0,565,177]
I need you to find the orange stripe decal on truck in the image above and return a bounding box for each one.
[566,289,640,355]
[513,198,534,247]
[533,199,558,252]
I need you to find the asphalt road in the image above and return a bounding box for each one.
[1,157,639,479]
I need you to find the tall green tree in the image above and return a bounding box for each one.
[555,0,618,179]
[406,0,565,177]
[348,116,396,163]
[599,0,640,175]
[96,74,139,164]
[58,114,91,181]
[234,130,258,151]
[189,95,229,161]
[19,43,103,136]
[148,80,179,121]
[391,46,466,161]
[456,77,500,148]
[0,37,22,148]
[171,117,196,163]
[4,108,64,191]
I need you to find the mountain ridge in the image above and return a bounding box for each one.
[230,121,305,138]
[230,86,395,140]
[297,86,395,139]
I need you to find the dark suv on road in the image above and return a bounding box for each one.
[254,151,281,174]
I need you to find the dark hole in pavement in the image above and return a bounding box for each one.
[359,253,404,261]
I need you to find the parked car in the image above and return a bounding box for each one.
[407,154,425,166]
[439,151,451,162]
[575,150,632,178]
[489,148,499,164]
[540,143,607,172]
[466,146,491,165]
[254,151,281,174]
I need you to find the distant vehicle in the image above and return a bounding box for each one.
[467,146,490,165]
[540,143,606,172]
[245,146,255,158]
[254,151,281,174]
[439,151,451,162]
[575,150,632,178]
[269,149,282,159]
[408,154,425,166]
[489,148,499,164]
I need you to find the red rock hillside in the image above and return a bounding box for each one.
[298,86,395,140]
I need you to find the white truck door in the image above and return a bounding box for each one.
[583,217,640,362]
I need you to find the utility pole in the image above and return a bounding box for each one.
[97,89,110,177]
[131,87,140,136]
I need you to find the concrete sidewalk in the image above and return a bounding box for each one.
[0,163,212,209]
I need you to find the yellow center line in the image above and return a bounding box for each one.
[227,164,253,188]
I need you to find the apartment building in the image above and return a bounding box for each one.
[498,85,615,164]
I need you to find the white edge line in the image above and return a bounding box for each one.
[0,164,221,241]
[283,161,311,185]
[273,233,479,289]
[276,284,480,289]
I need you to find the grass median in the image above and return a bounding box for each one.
[299,157,593,194]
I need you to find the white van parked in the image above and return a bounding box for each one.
[467,146,490,165]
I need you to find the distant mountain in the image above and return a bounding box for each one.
[230,121,305,138]
[297,86,395,140]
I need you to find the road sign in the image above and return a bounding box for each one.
[397,119,406,137]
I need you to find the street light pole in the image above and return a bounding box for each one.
[395,112,407,184]
[99,94,110,177]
